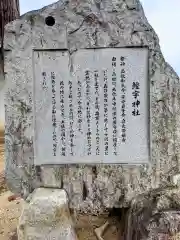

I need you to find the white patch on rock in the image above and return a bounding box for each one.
[17,188,78,240]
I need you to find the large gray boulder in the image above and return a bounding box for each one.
[3,0,180,215]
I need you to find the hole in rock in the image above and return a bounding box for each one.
[45,16,55,26]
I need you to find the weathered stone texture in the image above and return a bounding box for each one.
[126,186,180,240]
[4,0,180,214]
[18,188,78,240]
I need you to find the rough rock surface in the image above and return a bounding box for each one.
[3,0,180,215]
[125,186,180,240]
[18,188,78,240]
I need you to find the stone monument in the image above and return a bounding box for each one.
[3,0,180,239]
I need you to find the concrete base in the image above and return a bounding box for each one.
[17,188,78,240]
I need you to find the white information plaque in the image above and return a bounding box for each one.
[33,48,149,165]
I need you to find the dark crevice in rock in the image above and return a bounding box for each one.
[83,181,88,200]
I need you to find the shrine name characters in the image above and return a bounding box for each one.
[132,81,141,116]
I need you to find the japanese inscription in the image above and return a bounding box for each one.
[51,72,57,157]
[120,57,127,143]
[86,70,92,156]
[104,70,108,156]
[60,80,66,156]
[34,48,149,165]
[94,70,100,156]
[112,57,117,155]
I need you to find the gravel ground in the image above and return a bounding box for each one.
[0,191,23,240]
[0,130,22,240]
